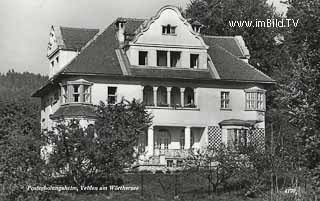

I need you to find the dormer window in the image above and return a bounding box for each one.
[162,24,176,35]
[139,51,148,66]
[190,54,199,68]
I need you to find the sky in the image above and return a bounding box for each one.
[0,0,287,75]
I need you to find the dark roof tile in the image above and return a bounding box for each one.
[60,27,99,50]
[50,104,96,119]
[203,36,245,57]
[205,38,274,82]
[61,25,123,75]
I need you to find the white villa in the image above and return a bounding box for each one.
[32,5,274,169]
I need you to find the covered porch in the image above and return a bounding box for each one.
[141,126,205,166]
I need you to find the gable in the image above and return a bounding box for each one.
[47,26,99,58]
[132,6,208,49]
[47,26,64,57]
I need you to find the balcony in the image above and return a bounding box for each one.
[154,149,190,158]
[143,86,199,110]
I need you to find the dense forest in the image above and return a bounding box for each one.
[0,70,48,103]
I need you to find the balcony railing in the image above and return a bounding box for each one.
[154,149,190,158]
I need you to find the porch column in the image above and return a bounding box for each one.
[194,88,198,107]
[153,87,158,106]
[140,85,144,102]
[147,126,154,156]
[167,51,170,67]
[184,126,191,149]
[167,87,172,107]
[180,88,185,107]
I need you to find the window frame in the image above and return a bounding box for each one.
[107,86,118,105]
[227,128,250,149]
[61,81,92,104]
[220,91,231,110]
[190,54,199,69]
[162,24,177,35]
[138,51,148,66]
[170,51,181,67]
[157,50,168,67]
[245,89,266,111]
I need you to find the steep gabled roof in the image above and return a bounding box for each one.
[59,27,99,50]
[203,36,248,58]
[204,37,274,82]
[119,18,146,35]
[60,25,123,75]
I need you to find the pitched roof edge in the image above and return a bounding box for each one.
[207,54,221,79]
[215,44,275,83]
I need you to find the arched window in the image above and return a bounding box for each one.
[157,86,167,106]
[184,87,194,107]
[143,86,153,106]
[155,129,171,150]
[171,87,181,107]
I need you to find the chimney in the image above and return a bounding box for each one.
[191,20,202,33]
[116,18,127,43]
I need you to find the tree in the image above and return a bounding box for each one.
[46,99,152,187]
[0,101,52,201]
[279,0,320,192]
[184,146,260,196]
[185,0,282,75]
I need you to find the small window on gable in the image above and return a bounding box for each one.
[108,86,117,105]
[190,54,199,68]
[51,60,54,67]
[162,24,176,35]
[56,56,59,63]
[139,51,148,66]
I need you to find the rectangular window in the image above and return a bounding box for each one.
[56,56,59,63]
[162,25,176,35]
[157,51,167,67]
[108,86,117,105]
[227,129,249,148]
[245,91,265,110]
[138,51,148,66]
[51,60,54,67]
[170,51,181,67]
[72,85,80,102]
[190,54,199,68]
[167,160,174,167]
[221,92,230,109]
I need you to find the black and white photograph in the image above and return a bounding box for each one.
[0,0,319,200]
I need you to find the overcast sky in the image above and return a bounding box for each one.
[0,0,287,75]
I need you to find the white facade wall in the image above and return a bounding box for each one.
[49,50,78,78]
